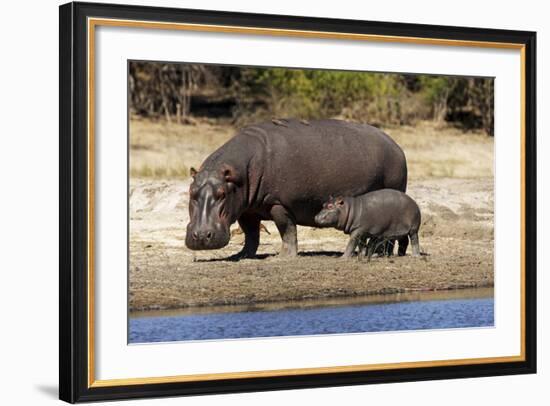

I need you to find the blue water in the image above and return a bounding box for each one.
[129,297,494,343]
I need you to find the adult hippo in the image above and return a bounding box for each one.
[185,118,407,258]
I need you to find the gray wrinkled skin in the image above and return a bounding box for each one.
[315,190,421,260]
[185,118,408,259]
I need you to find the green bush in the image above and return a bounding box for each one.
[129,62,494,135]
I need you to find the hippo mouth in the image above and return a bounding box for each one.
[314,212,337,227]
[314,213,327,225]
[185,224,230,250]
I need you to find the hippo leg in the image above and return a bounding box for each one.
[342,230,362,258]
[270,205,298,256]
[373,241,385,257]
[366,237,381,261]
[410,232,420,257]
[385,240,395,256]
[357,235,368,261]
[233,213,261,259]
[398,236,409,256]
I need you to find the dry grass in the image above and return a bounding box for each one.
[129,117,233,178]
[129,118,493,181]
[388,122,494,180]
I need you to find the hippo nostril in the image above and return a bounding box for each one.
[192,231,199,240]
[206,231,212,240]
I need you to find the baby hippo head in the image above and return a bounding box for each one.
[315,196,346,227]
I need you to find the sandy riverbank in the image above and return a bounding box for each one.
[129,177,493,311]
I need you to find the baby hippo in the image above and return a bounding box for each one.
[314,189,421,260]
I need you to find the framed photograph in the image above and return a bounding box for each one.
[59,1,536,403]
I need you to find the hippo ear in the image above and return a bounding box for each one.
[190,167,197,178]
[335,197,344,206]
[222,164,242,185]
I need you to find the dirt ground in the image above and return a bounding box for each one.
[129,119,494,312]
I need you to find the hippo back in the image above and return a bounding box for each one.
[234,118,407,226]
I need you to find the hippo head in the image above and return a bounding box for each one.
[185,164,245,250]
[314,196,347,227]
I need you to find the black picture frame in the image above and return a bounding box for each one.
[59,1,537,403]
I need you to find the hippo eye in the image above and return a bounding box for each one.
[327,204,334,209]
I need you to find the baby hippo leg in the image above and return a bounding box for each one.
[410,232,420,257]
[366,237,381,261]
[356,235,368,261]
[342,230,362,258]
[385,239,396,256]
